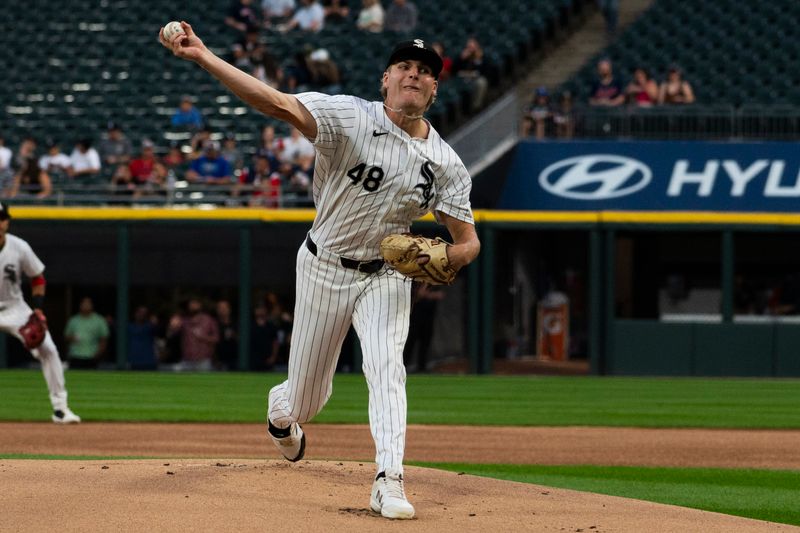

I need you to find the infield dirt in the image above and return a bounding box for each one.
[2,423,799,532]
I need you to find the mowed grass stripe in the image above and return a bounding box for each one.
[414,463,800,527]
[2,370,800,427]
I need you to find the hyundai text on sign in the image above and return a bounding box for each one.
[500,140,800,211]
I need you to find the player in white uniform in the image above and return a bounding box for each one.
[161,23,480,519]
[0,202,80,423]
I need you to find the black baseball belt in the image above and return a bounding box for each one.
[305,235,384,274]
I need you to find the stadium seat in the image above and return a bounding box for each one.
[562,0,800,107]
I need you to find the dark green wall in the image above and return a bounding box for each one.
[613,320,799,377]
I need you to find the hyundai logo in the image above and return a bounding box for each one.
[539,155,652,200]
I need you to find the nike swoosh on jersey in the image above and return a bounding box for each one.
[372,130,389,137]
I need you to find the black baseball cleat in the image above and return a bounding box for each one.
[267,420,306,462]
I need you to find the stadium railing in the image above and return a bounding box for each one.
[447,92,520,175]
[569,104,800,140]
[6,182,313,208]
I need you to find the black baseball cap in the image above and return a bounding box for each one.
[0,202,11,221]
[386,39,443,78]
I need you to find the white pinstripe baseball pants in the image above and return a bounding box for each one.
[269,241,412,474]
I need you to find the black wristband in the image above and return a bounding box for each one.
[31,295,44,310]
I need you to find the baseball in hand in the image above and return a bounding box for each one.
[163,21,185,41]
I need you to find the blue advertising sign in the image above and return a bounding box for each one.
[500,140,800,212]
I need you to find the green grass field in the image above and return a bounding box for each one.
[2,369,800,526]
[415,464,800,526]
[2,369,800,427]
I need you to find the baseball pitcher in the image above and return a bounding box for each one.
[161,22,480,519]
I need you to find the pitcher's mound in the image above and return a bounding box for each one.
[1,459,791,532]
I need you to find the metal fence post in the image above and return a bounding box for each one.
[468,249,481,374]
[115,225,129,370]
[480,224,495,374]
[589,228,603,375]
[602,229,616,375]
[238,227,252,371]
[721,230,734,323]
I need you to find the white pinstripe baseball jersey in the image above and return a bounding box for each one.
[295,92,474,261]
[0,234,45,303]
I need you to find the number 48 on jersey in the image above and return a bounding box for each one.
[347,163,385,192]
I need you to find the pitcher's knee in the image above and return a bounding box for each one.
[287,386,332,423]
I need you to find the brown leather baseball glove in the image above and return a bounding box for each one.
[19,309,48,350]
[380,234,457,285]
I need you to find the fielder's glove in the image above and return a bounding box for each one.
[380,233,457,285]
[19,309,48,350]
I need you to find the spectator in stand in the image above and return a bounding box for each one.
[659,65,695,105]
[284,47,314,92]
[38,140,72,182]
[265,291,293,366]
[221,134,244,171]
[231,24,264,70]
[129,139,167,190]
[229,24,281,90]
[385,0,417,32]
[357,0,384,32]
[171,96,204,130]
[625,67,658,107]
[453,37,490,111]
[589,58,625,106]
[163,142,185,169]
[128,305,159,370]
[245,155,283,207]
[226,0,262,33]
[13,137,37,171]
[8,157,52,199]
[111,163,139,199]
[186,141,234,185]
[278,0,325,32]
[431,42,452,81]
[520,86,552,140]
[64,297,109,370]
[322,0,349,23]
[258,125,282,169]
[69,139,101,179]
[249,37,283,88]
[262,0,295,26]
[307,48,342,94]
[0,136,11,174]
[189,127,213,160]
[553,91,575,139]
[771,273,800,315]
[286,164,312,205]
[215,299,239,370]
[251,302,279,370]
[0,136,12,190]
[278,126,315,165]
[167,298,219,371]
[99,122,133,167]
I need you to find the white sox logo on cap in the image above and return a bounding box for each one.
[386,39,443,77]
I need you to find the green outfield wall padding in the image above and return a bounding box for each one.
[775,325,800,377]
[611,321,694,376]
[693,324,774,377]
[611,321,798,377]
